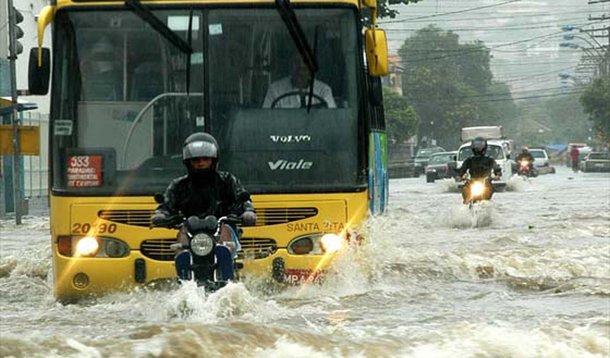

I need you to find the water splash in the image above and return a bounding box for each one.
[448,201,495,228]
[438,178,461,193]
[506,175,530,192]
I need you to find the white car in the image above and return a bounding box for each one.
[456,139,513,191]
[529,148,549,168]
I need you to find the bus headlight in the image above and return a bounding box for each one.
[75,237,100,257]
[190,233,214,256]
[57,236,130,258]
[288,233,347,255]
[320,234,343,254]
[105,240,129,258]
[290,237,314,255]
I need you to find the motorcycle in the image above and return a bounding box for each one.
[151,195,243,292]
[517,159,537,177]
[461,177,494,207]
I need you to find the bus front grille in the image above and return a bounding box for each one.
[254,207,318,226]
[140,238,176,261]
[238,238,277,259]
[99,207,317,227]
[98,210,154,227]
[140,238,278,261]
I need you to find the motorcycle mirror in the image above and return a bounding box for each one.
[153,193,164,204]
[238,191,251,202]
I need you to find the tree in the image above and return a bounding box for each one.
[398,25,503,149]
[383,87,419,143]
[580,75,610,148]
[377,0,423,19]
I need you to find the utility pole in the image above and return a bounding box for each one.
[7,0,23,224]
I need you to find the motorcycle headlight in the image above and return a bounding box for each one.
[190,233,214,256]
[471,181,486,197]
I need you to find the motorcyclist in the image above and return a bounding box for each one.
[456,137,502,204]
[516,146,535,176]
[516,146,535,163]
[152,132,256,265]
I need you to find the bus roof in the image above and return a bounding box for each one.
[55,0,360,7]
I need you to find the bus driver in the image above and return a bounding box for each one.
[262,53,336,109]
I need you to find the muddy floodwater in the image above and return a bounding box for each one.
[1,167,609,357]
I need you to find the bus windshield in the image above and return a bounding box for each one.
[50,7,363,196]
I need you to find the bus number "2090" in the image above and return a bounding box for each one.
[72,223,117,234]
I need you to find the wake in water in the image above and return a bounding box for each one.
[506,175,531,192]
[438,178,461,193]
[449,201,496,228]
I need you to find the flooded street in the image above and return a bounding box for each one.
[1,167,609,357]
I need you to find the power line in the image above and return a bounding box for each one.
[384,0,523,22]
[385,20,599,32]
[394,31,565,63]
[380,9,603,24]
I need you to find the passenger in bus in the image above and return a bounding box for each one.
[152,132,257,250]
[262,53,336,109]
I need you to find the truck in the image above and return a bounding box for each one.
[456,126,514,191]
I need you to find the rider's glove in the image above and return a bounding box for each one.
[152,212,168,226]
[241,211,257,226]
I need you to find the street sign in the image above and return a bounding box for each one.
[0,125,40,155]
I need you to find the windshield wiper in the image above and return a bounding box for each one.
[125,0,193,55]
[186,8,194,94]
[274,0,318,112]
[305,26,320,112]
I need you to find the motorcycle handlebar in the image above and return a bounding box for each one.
[150,215,183,229]
[151,214,242,229]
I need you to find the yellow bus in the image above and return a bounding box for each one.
[28,0,389,302]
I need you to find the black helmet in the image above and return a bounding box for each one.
[471,137,487,156]
[183,132,218,160]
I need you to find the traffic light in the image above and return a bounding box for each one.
[10,7,25,58]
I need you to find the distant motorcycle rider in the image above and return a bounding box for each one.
[152,132,257,257]
[457,137,502,204]
[516,146,535,163]
[516,146,536,176]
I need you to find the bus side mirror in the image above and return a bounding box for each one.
[365,28,388,76]
[28,47,51,95]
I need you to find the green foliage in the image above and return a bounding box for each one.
[397,25,511,149]
[502,92,590,148]
[383,87,419,142]
[580,75,610,147]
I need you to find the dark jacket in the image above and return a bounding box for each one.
[155,171,254,219]
[458,155,502,179]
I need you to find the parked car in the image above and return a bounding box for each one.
[425,151,458,183]
[580,152,610,172]
[529,148,555,174]
[414,146,446,174]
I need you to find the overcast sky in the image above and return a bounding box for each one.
[379,0,609,97]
